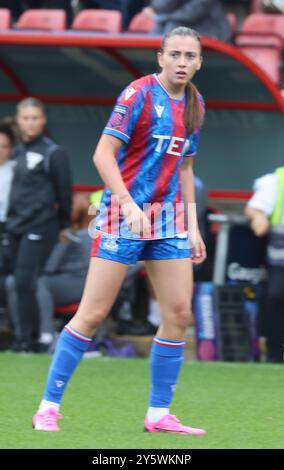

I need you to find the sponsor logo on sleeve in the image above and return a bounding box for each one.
[109,104,129,128]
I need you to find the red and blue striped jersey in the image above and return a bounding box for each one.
[96,73,204,239]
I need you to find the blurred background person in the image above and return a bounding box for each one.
[143,0,231,41]
[6,193,90,352]
[5,97,72,352]
[0,119,16,240]
[245,167,284,363]
[0,119,17,310]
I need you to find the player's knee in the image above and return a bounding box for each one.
[78,306,109,330]
[172,300,191,328]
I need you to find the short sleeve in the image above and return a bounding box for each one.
[184,93,205,158]
[247,173,277,216]
[103,83,144,144]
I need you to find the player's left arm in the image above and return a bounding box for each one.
[180,157,206,264]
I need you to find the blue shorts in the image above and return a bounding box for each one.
[91,232,191,265]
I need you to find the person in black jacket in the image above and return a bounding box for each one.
[143,0,231,41]
[6,97,72,352]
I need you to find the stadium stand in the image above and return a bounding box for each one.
[72,9,122,33]
[0,8,11,30]
[16,9,67,31]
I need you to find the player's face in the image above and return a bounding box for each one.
[16,106,47,141]
[157,35,202,89]
[0,133,12,165]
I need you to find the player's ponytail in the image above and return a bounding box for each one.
[185,81,204,134]
[161,26,204,134]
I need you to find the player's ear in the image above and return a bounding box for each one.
[196,55,203,71]
[42,114,47,127]
[157,50,164,70]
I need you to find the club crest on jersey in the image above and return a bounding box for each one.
[124,87,136,101]
[102,237,119,252]
[110,104,129,128]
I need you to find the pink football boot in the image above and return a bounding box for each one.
[32,408,61,432]
[144,414,207,435]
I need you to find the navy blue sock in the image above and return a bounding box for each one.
[149,337,185,407]
[43,325,92,404]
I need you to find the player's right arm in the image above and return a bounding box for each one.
[244,206,270,237]
[93,134,151,237]
[93,134,128,202]
[244,173,277,237]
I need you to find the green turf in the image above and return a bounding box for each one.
[0,353,283,449]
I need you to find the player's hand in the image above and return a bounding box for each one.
[58,229,69,242]
[190,230,207,265]
[250,213,270,237]
[121,199,151,237]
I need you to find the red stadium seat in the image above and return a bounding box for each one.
[236,33,282,83]
[0,8,11,30]
[55,303,79,315]
[72,9,122,33]
[128,12,155,33]
[54,303,79,331]
[235,13,284,84]
[16,9,67,31]
[241,13,284,43]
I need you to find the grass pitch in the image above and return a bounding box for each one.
[0,353,283,449]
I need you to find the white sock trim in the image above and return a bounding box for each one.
[39,400,60,412]
[147,407,169,422]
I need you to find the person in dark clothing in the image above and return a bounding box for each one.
[143,0,231,41]
[6,226,92,352]
[6,97,72,352]
[79,0,151,29]
[245,169,284,363]
[0,1,22,20]
[0,120,17,310]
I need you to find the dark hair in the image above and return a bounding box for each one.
[161,27,204,134]
[0,117,17,146]
[16,97,45,115]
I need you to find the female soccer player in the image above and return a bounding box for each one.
[33,26,207,434]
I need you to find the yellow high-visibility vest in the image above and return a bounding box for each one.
[270,167,284,226]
